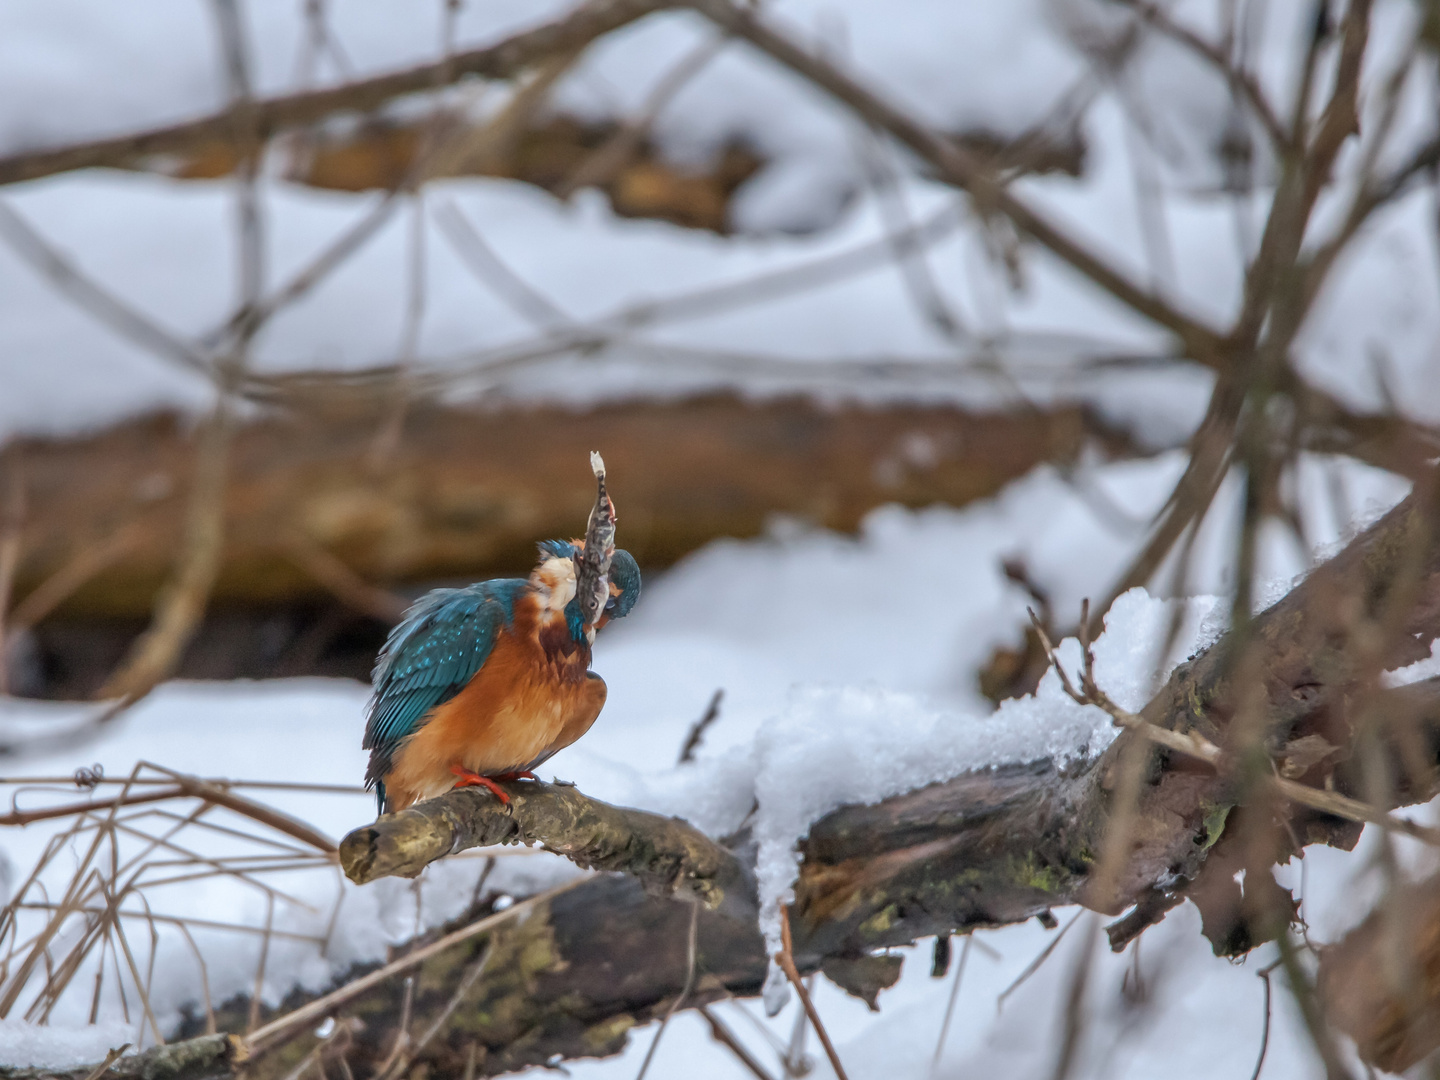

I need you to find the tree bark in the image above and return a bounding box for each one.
[0,1035,243,1080]
[6,396,1100,623]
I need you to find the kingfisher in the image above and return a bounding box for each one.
[363,456,639,815]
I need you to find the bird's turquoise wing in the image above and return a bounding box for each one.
[363,579,526,808]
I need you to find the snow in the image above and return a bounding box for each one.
[0,1019,132,1069]
[0,0,1434,450]
[1,0,1438,1073]
[743,587,1221,993]
[0,1,1085,197]
[0,450,1424,1072]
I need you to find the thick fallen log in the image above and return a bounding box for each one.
[6,395,1098,622]
[18,484,1440,1079]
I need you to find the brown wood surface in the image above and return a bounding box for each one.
[4,395,1100,620]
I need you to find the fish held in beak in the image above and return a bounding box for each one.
[574,451,617,629]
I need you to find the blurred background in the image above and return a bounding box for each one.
[0,0,1437,1076]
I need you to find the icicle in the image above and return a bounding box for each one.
[763,960,792,1016]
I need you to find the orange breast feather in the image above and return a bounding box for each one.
[382,605,605,810]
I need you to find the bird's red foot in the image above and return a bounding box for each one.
[450,765,511,805]
[494,770,537,782]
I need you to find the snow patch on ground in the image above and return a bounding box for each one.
[0,1020,132,1068]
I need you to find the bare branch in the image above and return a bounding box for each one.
[340,779,747,909]
[0,0,670,188]
[777,908,850,1080]
[282,535,409,622]
[684,0,1228,364]
[1115,0,1289,152]
[0,201,210,378]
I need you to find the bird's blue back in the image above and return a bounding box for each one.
[363,579,526,811]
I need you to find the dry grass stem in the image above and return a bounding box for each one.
[678,689,725,764]
[776,906,849,1080]
[1028,604,1440,847]
[698,1004,778,1080]
[244,877,586,1054]
[0,760,355,1038]
[634,899,700,1080]
[931,933,973,1068]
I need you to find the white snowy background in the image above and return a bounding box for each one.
[0,0,1438,1075]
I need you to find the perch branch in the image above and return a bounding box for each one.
[340,780,748,911]
[684,0,1228,364]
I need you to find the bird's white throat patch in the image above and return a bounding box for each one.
[532,556,578,612]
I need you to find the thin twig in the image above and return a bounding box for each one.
[997,909,1083,1009]
[0,775,364,794]
[141,763,339,853]
[0,0,669,188]
[931,933,973,1068]
[0,202,211,378]
[93,0,265,708]
[0,462,26,696]
[283,535,409,621]
[1250,958,1280,1080]
[698,1004,778,1080]
[5,521,147,633]
[1029,604,1440,846]
[678,689,724,764]
[634,899,700,1080]
[1115,0,1288,151]
[376,940,495,1080]
[434,200,574,331]
[0,787,190,827]
[78,1043,131,1080]
[244,877,586,1054]
[555,32,728,198]
[1046,915,1098,1080]
[684,0,1227,363]
[854,124,967,342]
[776,907,849,1080]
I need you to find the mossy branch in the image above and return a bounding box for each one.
[0,1034,243,1080]
[340,780,752,911]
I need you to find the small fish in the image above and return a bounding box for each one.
[574,451,617,629]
